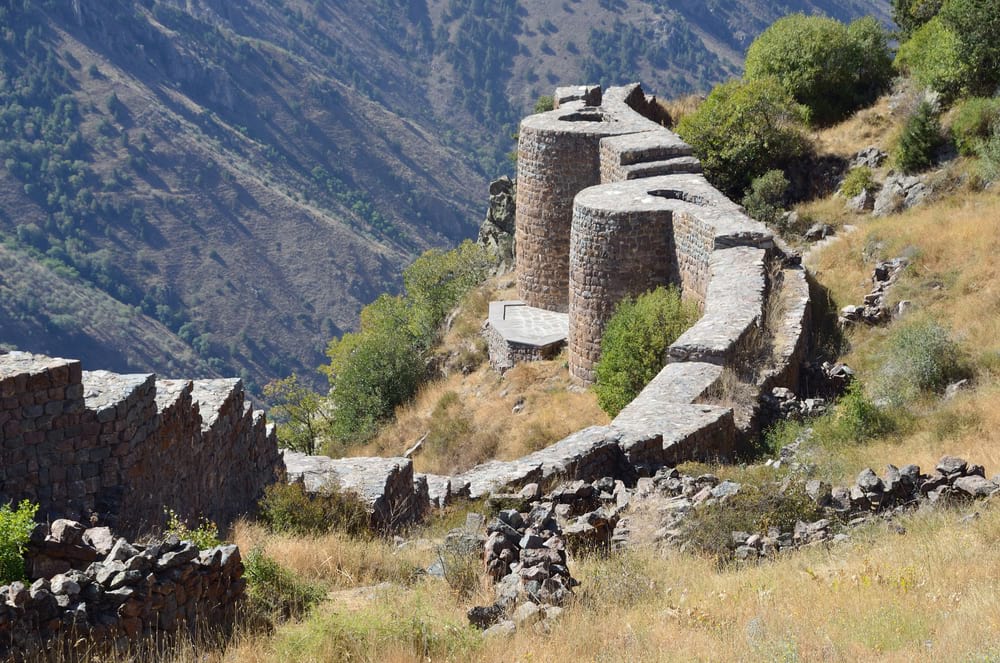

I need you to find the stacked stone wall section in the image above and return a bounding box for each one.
[0,352,283,536]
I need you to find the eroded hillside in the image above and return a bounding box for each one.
[0,0,888,389]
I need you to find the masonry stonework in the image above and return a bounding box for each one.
[0,352,284,536]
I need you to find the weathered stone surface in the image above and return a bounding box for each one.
[282,451,425,529]
[0,352,283,535]
[477,176,517,273]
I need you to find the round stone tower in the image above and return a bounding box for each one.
[567,182,674,383]
[515,107,633,313]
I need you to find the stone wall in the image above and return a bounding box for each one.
[0,519,243,661]
[0,352,284,536]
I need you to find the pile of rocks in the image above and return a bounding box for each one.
[469,476,634,636]
[761,386,829,422]
[0,519,244,661]
[614,453,997,561]
[815,455,999,514]
[840,257,908,326]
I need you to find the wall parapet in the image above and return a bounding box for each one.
[0,351,284,535]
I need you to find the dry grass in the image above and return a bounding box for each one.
[197,501,1000,662]
[228,521,430,588]
[811,95,896,159]
[361,352,609,475]
[657,93,705,129]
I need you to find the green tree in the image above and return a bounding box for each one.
[677,77,810,199]
[0,500,38,584]
[892,0,944,37]
[403,240,491,343]
[744,14,893,126]
[894,17,967,101]
[895,101,943,174]
[264,374,328,455]
[321,295,425,446]
[594,286,699,416]
[939,0,1000,96]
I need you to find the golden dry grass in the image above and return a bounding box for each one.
[810,95,896,159]
[199,502,1000,663]
[360,353,609,476]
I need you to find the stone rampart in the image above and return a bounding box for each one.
[0,352,284,536]
[459,84,814,500]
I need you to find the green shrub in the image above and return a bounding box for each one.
[683,483,822,561]
[976,118,1000,182]
[894,17,967,101]
[840,166,876,198]
[321,241,490,447]
[895,101,943,174]
[258,482,369,537]
[892,0,943,38]
[744,14,893,125]
[164,508,222,549]
[949,97,1000,156]
[829,381,898,442]
[939,0,1000,96]
[0,500,38,584]
[741,169,789,226]
[677,78,810,199]
[875,319,968,406]
[594,286,699,416]
[244,547,324,622]
[534,95,554,113]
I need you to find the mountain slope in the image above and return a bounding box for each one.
[0,0,888,390]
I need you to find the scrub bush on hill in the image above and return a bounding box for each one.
[594,286,699,417]
[321,241,490,448]
[744,14,893,126]
[677,78,810,200]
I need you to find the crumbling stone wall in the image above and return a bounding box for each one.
[0,352,284,536]
[0,519,244,661]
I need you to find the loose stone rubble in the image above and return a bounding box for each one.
[840,257,908,326]
[612,452,999,562]
[0,520,243,661]
[468,477,634,634]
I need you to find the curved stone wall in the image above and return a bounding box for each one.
[568,190,673,382]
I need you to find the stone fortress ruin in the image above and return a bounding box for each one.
[0,84,816,654]
[0,83,814,537]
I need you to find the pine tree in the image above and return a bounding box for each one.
[895,102,942,174]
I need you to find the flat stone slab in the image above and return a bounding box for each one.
[488,300,568,347]
[81,371,155,413]
[668,247,767,363]
[282,451,413,509]
[0,351,76,380]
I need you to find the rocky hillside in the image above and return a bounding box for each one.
[0,0,888,390]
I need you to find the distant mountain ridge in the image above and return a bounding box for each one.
[0,0,888,391]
